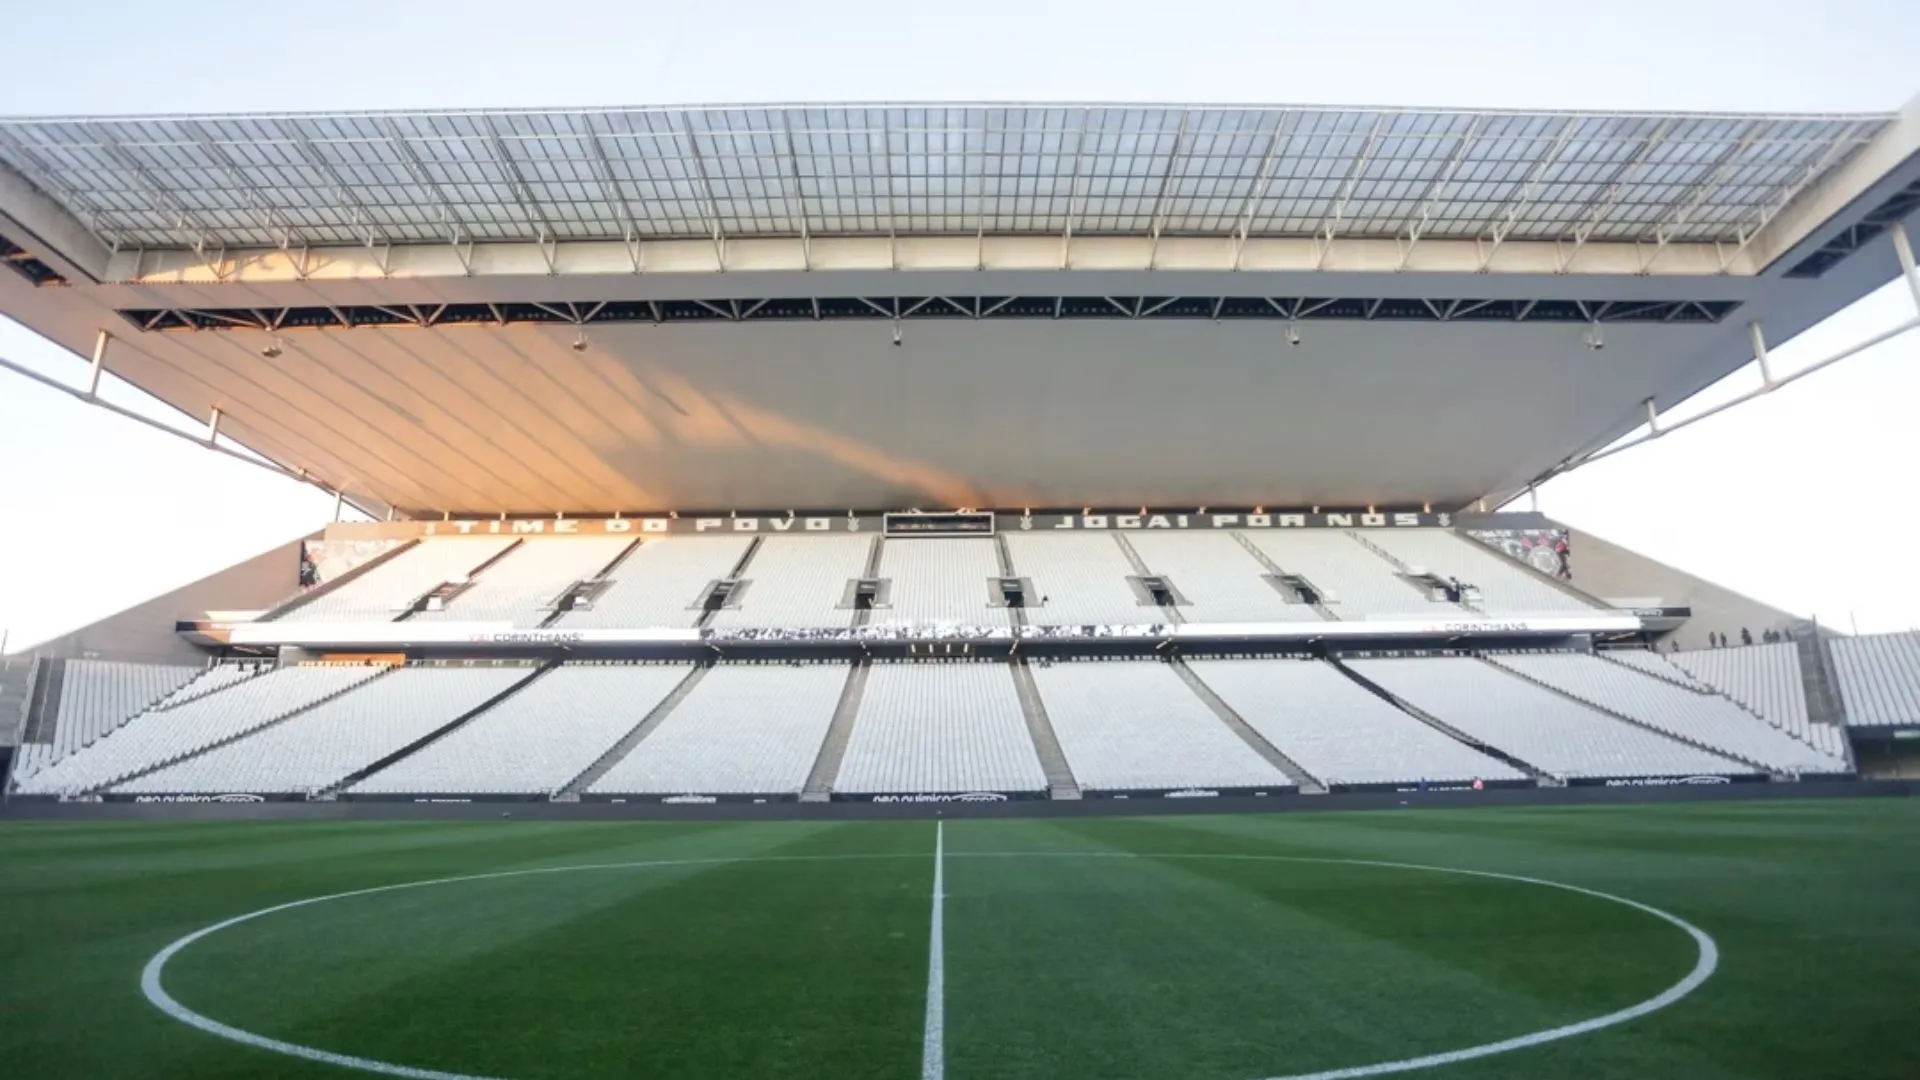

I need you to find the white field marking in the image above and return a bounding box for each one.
[139,851,1719,1080]
[922,820,946,1080]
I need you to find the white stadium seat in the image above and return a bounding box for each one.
[1347,656,1746,780]
[1029,660,1292,792]
[347,664,691,796]
[1126,532,1324,623]
[278,539,517,622]
[869,538,1010,629]
[1830,631,1920,728]
[1489,653,1846,775]
[1187,658,1525,787]
[1238,531,1448,618]
[15,665,386,796]
[113,666,532,796]
[1667,644,1819,744]
[411,538,632,626]
[1359,530,1600,615]
[558,536,753,629]
[1005,534,1155,626]
[836,663,1046,795]
[10,660,201,780]
[708,536,874,629]
[588,664,847,796]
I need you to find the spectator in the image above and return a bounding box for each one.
[1741,627,1753,646]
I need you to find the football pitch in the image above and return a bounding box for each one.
[2,799,1915,1080]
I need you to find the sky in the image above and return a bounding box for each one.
[0,0,1917,650]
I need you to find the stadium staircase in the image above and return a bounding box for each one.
[1329,657,1559,785]
[697,538,765,628]
[262,539,420,621]
[1794,632,1859,771]
[993,535,1029,627]
[86,666,398,795]
[1172,658,1325,792]
[801,661,869,802]
[17,658,61,747]
[316,663,551,800]
[554,665,710,801]
[0,658,34,743]
[1113,534,1187,623]
[1478,655,1779,778]
[1228,533,1339,620]
[1009,659,1081,799]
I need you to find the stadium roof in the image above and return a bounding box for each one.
[0,99,1916,519]
[0,104,1892,253]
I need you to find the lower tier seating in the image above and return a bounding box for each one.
[835,663,1046,795]
[1348,656,1748,780]
[588,664,847,796]
[1188,658,1526,787]
[14,665,387,796]
[112,666,532,797]
[349,664,692,796]
[1030,660,1293,792]
[1490,653,1846,774]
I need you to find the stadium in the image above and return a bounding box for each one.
[2,97,1918,1079]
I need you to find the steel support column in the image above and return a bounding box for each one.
[1893,222,1920,316]
[1749,321,1775,386]
[85,330,110,399]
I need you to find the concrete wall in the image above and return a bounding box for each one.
[1564,524,1810,650]
[24,538,305,665]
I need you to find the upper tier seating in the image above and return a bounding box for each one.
[411,538,632,626]
[1361,531,1599,614]
[1005,534,1155,625]
[708,536,873,629]
[14,665,385,795]
[588,663,847,796]
[1830,631,1920,728]
[9,660,201,780]
[1238,531,1449,618]
[869,538,1010,629]
[349,664,691,796]
[557,536,752,629]
[278,539,516,622]
[1187,658,1526,787]
[1126,532,1324,623]
[1030,660,1292,792]
[835,663,1046,795]
[115,666,532,796]
[1489,652,1847,774]
[1347,656,1747,780]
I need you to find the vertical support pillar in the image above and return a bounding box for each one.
[1644,397,1660,435]
[85,330,110,399]
[332,489,344,522]
[1893,221,1920,317]
[1748,321,1775,387]
[1527,485,1539,512]
[204,406,222,444]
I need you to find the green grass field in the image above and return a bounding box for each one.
[2,800,1916,1080]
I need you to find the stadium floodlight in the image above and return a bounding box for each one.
[891,320,903,347]
[260,337,283,359]
[1582,322,1605,351]
[1286,321,1302,347]
[571,329,589,352]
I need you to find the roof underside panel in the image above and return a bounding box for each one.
[0,104,1888,253]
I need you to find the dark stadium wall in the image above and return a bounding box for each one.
[1558,524,1808,650]
[25,537,308,665]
